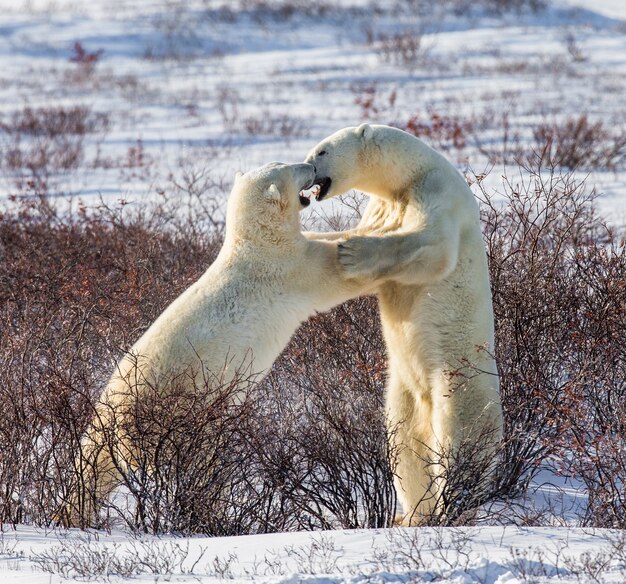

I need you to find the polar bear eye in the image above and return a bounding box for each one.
[318,150,326,156]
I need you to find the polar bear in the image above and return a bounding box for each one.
[66,161,374,527]
[304,124,502,524]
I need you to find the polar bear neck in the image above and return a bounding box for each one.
[353,158,418,201]
[224,189,303,252]
[355,130,442,199]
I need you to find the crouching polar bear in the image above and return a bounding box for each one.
[66,162,373,526]
[305,124,502,524]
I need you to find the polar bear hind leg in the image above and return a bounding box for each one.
[386,375,441,525]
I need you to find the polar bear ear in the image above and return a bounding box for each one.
[357,123,373,140]
[234,171,244,183]
[265,183,282,202]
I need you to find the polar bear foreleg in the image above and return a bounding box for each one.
[338,221,460,286]
[303,229,358,242]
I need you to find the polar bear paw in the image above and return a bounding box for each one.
[338,236,384,279]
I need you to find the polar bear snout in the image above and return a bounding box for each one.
[294,162,316,189]
[304,149,333,200]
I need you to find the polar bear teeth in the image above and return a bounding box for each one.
[313,177,331,200]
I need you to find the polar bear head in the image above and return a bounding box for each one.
[226,162,315,244]
[305,124,421,200]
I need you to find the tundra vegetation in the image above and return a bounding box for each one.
[0,0,624,542]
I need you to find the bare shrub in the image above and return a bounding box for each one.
[65,41,104,82]
[241,112,309,140]
[607,530,626,578]
[0,193,221,528]
[0,105,109,190]
[0,534,20,559]
[130,540,208,576]
[246,296,398,531]
[475,157,626,526]
[352,83,398,121]
[472,110,526,167]
[215,87,310,141]
[123,139,146,169]
[166,163,230,234]
[80,363,263,535]
[31,536,207,580]
[400,111,472,152]
[69,42,103,69]
[0,106,108,138]
[443,0,546,16]
[507,543,566,581]
[562,549,615,584]
[236,0,334,19]
[350,85,471,154]
[477,163,593,499]
[2,151,625,533]
[561,239,626,528]
[146,1,207,60]
[215,85,241,134]
[533,115,626,170]
[476,114,626,170]
[374,527,475,576]
[403,422,506,526]
[208,551,239,579]
[366,27,431,71]
[563,30,587,63]
[31,538,141,580]
[0,186,397,534]
[284,534,343,574]
[144,1,347,59]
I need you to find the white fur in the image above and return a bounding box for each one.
[119,162,367,388]
[69,161,373,526]
[305,125,503,524]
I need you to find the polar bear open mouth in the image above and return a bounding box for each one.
[313,177,332,201]
[298,177,318,207]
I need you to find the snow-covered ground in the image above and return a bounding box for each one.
[2,524,626,583]
[1,0,625,220]
[1,0,625,582]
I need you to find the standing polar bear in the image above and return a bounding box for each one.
[305,124,502,524]
[67,162,373,526]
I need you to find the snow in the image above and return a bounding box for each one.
[0,0,624,221]
[1,0,625,581]
[2,524,626,583]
